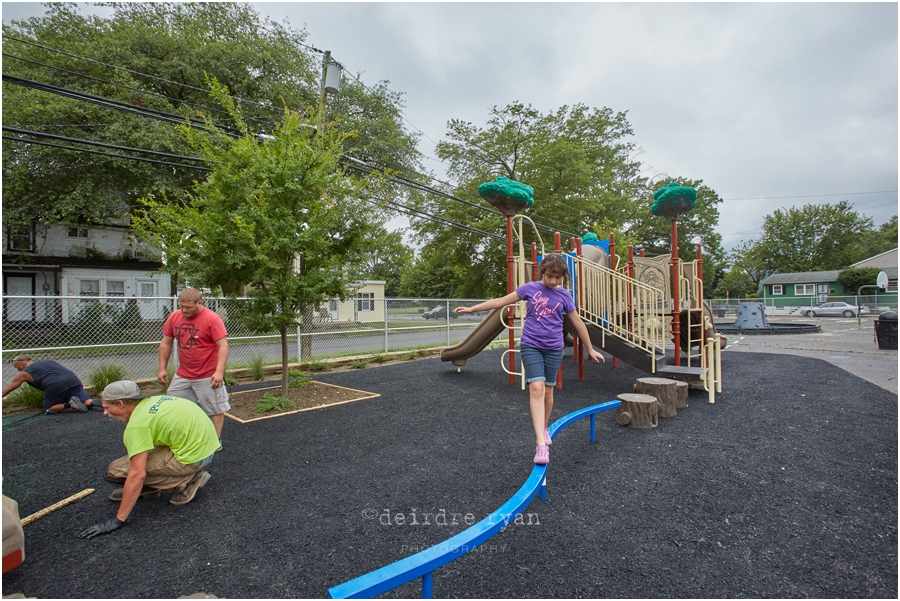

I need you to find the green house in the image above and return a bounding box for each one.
[760,271,844,305]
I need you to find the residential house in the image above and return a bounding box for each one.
[760,248,898,310]
[3,219,171,325]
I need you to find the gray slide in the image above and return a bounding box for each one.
[440,307,507,369]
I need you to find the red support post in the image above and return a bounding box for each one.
[507,216,516,384]
[531,242,538,282]
[671,220,681,366]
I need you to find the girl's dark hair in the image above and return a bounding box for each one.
[539,253,570,286]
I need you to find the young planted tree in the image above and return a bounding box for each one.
[134,81,384,395]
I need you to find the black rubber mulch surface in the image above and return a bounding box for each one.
[2,349,896,599]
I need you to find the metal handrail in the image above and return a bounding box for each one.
[327,400,622,599]
[571,255,666,371]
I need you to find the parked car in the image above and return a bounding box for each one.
[803,302,870,318]
[422,305,459,319]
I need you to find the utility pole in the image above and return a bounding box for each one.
[317,50,331,136]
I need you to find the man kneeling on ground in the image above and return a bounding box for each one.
[80,380,219,539]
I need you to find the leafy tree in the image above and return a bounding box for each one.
[837,267,883,295]
[133,81,383,395]
[353,226,414,296]
[712,241,769,298]
[858,215,898,259]
[753,201,876,274]
[397,252,457,299]
[2,2,421,231]
[408,102,645,298]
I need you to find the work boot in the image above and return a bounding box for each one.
[170,471,211,505]
[108,487,162,502]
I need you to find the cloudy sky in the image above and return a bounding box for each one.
[4,2,898,250]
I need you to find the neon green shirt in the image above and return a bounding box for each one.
[123,395,219,464]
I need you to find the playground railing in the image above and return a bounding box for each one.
[572,255,667,370]
[326,400,622,599]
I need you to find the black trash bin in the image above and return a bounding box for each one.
[874,311,898,350]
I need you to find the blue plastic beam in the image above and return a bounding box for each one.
[327,400,621,599]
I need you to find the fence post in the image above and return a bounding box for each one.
[446,299,451,346]
[384,298,389,353]
[171,296,178,366]
[297,325,303,364]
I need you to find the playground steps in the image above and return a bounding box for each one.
[655,364,707,383]
[568,320,666,374]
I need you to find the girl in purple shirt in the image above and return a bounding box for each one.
[455,254,603,464]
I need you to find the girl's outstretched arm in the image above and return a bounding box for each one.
[565,311,606,363]
[454,291,522,314]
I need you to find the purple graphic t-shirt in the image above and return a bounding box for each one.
[515,280,576,350]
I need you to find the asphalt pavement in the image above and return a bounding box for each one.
[719,315,898,394]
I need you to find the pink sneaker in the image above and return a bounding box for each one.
[534,445,550,465]
[544,429,553,446]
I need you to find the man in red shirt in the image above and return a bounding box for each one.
[158,288,230,443]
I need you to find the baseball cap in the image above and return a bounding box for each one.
[100,380,151,402]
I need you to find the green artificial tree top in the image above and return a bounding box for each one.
[651,182,697,222]
[478,176,534,216]
[582,232,598,243]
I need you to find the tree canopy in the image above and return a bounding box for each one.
[403,102,726,298]
[133,80,381,394]
[2,2,421,230]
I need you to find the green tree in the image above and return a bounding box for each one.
[837,267,883,295]
[2,2,421,230]
[753,201,876,273]
[133,81,383,395]
[354,226,414,296]
[405,102,646,297]
[712,241,768,298]
[397,252,458,299]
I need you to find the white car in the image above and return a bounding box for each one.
[804,302,870,318]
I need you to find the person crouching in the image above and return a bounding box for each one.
[80,380,219,539]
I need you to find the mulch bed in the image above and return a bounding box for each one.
[226,381,380,423]
[2,348,896,598]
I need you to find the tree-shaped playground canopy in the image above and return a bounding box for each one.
[650,182,697,222]
[478,176,534,216]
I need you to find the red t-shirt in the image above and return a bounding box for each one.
[162,307,228,379]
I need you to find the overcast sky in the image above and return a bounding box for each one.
[4,2,898,251]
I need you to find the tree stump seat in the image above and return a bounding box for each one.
[616,393,658,429]
[634,377,678,418]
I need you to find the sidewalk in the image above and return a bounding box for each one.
[721,315,898,394]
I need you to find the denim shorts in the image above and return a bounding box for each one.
[520,346,564,384]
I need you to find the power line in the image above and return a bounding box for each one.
[724,190,897,202]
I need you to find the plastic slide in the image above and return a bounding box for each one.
[440,307,507,369]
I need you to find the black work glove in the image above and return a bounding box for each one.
[79,517,124,539]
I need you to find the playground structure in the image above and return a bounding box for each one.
[441,186,724,404]
[335,179,725,597]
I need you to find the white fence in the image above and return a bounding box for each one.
[1,296,492,387]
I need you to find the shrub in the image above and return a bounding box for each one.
[89,363,127,394]
[3,383,44,411]
[288,370,311,388]
[304,361,330,373]
[255,393,295,413]
[347,359,370,369]
[369,354,391,364]
[248,354,267,380]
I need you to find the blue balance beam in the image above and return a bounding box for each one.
[327,399,622,599]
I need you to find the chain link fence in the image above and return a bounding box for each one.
[1,295,493,389]
[707,295,897,317]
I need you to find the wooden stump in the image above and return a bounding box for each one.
[634,377,678,418]
[616,393,658,429]
[673,380,689,409]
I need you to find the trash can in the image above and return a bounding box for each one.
[874,311,898,350]
[714,306,726,318]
